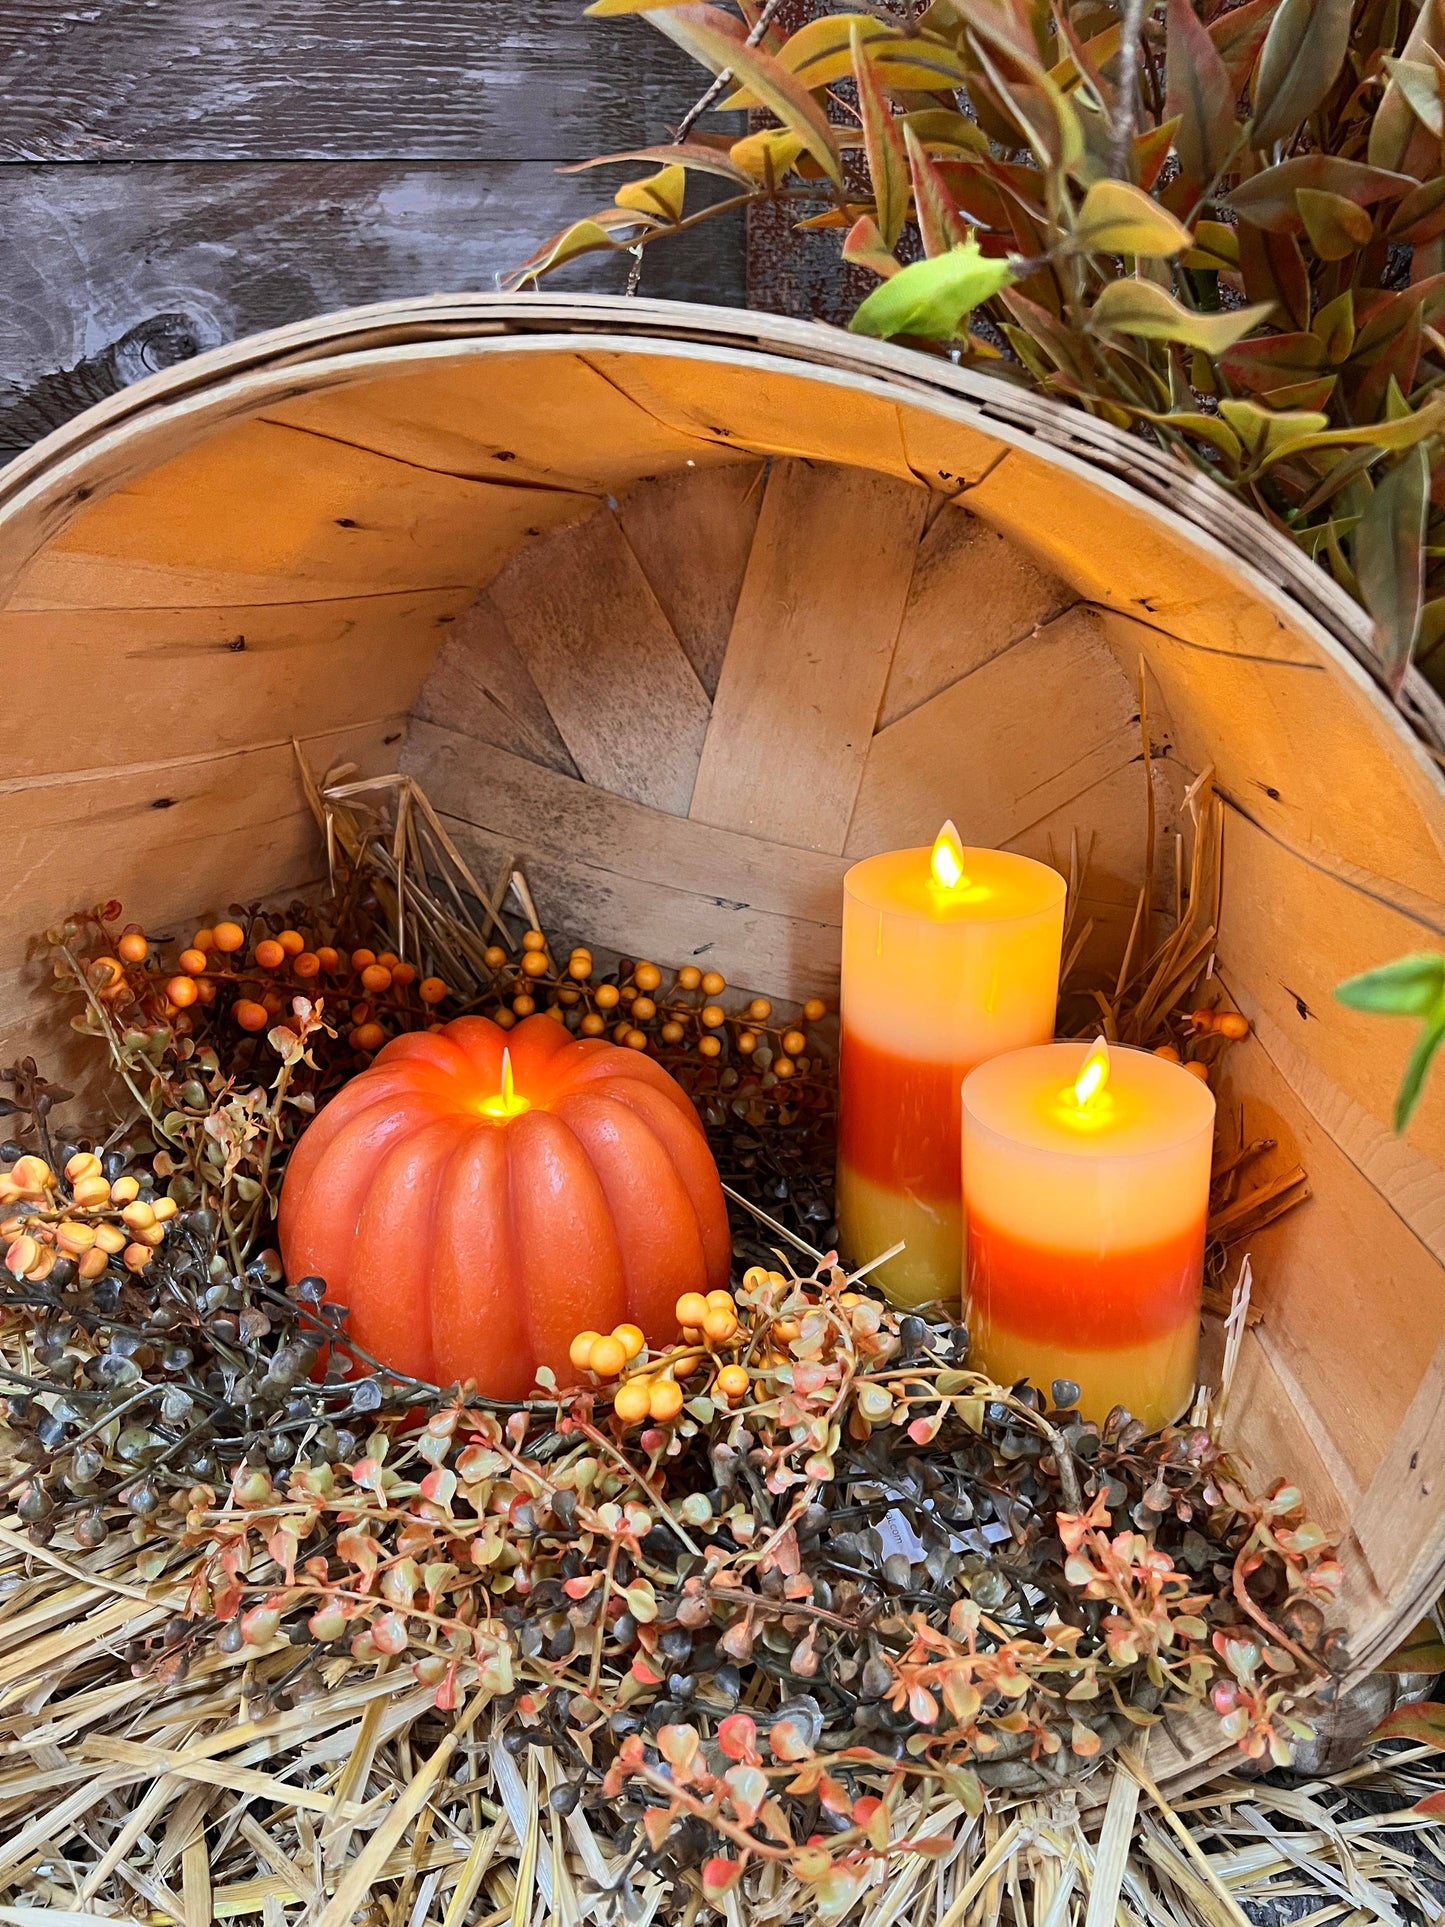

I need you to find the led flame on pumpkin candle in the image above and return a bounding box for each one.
[930,819,968,892]
[479,1047,531,1120]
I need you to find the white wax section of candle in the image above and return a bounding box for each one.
[961,1042,1215,1250]
[841,848,1065,1061]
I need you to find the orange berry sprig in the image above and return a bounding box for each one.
[70,909,455,1063]
[1150,1005,1251,1085]
[473,933,830,1079]
[1,1149,176,1282]
[568,1290,755,1429]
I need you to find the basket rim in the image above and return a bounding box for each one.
[3,290,1442,785]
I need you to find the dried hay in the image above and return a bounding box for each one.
[0,1560,1441,1927]
[0,705,1358,1922]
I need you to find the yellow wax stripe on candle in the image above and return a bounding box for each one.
[972,1315,1197,1433]
[836,1162,962,1309]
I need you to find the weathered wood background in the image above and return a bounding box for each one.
[0,1,757,461]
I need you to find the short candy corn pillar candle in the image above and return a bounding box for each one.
[960,1038,1215,1429]
[836,826,1065,1308]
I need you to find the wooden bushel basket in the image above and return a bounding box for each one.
[2,294,1443,1794]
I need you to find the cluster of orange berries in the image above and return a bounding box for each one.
[568,1289,752,1427]
[1152,1004,1251,1083]
[1,1151,175,1282]
[87,920,453,1056]
[481,934,829,1072]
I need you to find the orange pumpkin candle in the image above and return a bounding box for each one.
[836,826,1065,1308]
[961,1039,1215,1430]
[279,1014,731,1399]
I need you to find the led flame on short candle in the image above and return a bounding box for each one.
[931,819,966,890]
[836,825,1066,1308]
[961,1038,1215,1430]
[1073,1036,1109,1110]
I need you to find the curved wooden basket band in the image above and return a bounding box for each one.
[1,294,1442,1796]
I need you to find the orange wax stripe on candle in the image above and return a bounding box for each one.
[837,1028,968,1200]
[965,1209,1205,1351]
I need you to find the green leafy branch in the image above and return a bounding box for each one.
[1336,952,1445,1131]
[522,0,1445,704]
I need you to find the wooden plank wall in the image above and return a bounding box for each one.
[404,457,1166,1003]
[0,1,746,460]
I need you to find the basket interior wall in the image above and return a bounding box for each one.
[1,333,1442,1709]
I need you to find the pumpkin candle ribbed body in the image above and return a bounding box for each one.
[278,1013,731,1398]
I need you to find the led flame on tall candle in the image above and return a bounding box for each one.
[931,820,967,891]
[836,828,1066,1308]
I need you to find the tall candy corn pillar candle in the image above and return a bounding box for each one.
[836,827,1066,1307]
[961,1039,1215,1429]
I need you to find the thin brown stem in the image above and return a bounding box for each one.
[1110,0,1147,179]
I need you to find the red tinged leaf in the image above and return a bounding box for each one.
[1371,1699,1445,1746]
[1136,116,1180,195]
[817,1772,853,1814]
[1260,375,1338,412]
[650,5,843,189]
[1001,287,1090,379]
[642,1806,673,1852]
[769,1716,813,1762]
[1371,0,1445,175]
[1380,1616,1445,1674]
[843,215,902,279]
[963,23,1083,176]
[908,1680,940,1723]
[1220,332,1330,396]
[1227,157,1416,234]
[1354,274,1445,356]
[1296,188,1374,260]
[702,1858,743,1899]
[723,1762,768,1826]
[658,1722,701,1778]
[933,159,1012,232]
[1414,1791,1445,1818]
[1388,175,1445,246]
[1050,10,1117,114]
[852,23,910,249]
[1210,0,1280,92]
[1166,0,1237,198]
[1237,222,1310,330]
[1354,303,1424,423]
[369,1612,409,1656]
[562,142,755,188]
[1250,0,1353,148]
[718,1712,759,1762]
[1355,444,1430,694]
[904,124,969,257]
